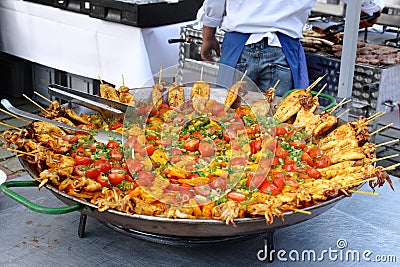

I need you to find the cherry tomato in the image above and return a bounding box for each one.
[314,155,332,169]
[106,140,120,149]
[88,142,105,152]
[107,173,126,186]
[309,149,323,159]
[285,179,300,189]
[271,173,286,189]
[192,131,205,140]
[125,158,144,173]
[228,121,244,133]
[275,146,289,158]
[109,121,123,131]
[183,138,199,152]
[110,147,124,161]
[246,173,266,189]
[179,132,190,140]
[85,168,100,179]
[96,173,110,188]
[301,152,314,166]
[198,141,215,158]
[222,129,236,142]
[145,143,155,156]
[271,157,281,166]
[249,139,262,155]
[260,182,282,196]
[62,135,79,144]
[227,192,246,202]
[194,183,211,196]
[75,155,93,166]
[289,140,306,149]
[210,177,227,190]
[136,170,155,187]
[230,157,247,167]
[284,157,296,165]
[283,163,296,172]
[305,167,322,179]
[93,159,111,174]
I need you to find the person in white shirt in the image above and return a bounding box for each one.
[197,0,384,95]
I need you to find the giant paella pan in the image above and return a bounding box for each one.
[0,65,394,240]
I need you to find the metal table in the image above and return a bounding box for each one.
[0,174,399,266]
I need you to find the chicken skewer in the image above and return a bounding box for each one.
[224,70,248,111]
[191,67,210,112]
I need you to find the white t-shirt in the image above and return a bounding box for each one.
[197,0,384,46]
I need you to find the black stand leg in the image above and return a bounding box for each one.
[78,213,87,238]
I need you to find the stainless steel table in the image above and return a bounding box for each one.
[1,174,399,267]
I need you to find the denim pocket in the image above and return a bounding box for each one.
[274,64,293,96]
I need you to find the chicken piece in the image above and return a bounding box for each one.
[318,123,356,151]
[275,90,312,122]
[119,92,136,106]
[191,81,210,112]
[328,147,367,164]
[100,84,120,102]
[212,200,241,225]
[224,81,247,111]
[313,112,338,137]
[168,85,185,108]
[33,121,66,137]
[152,83,165,108]
[251,99,270,116]
[118,84,130,94]
[45,151,75,176]
[65,109,89,125]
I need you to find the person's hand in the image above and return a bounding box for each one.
[359,11,380,29]
[201,26,221,62]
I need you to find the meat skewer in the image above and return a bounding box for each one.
[191,67,210,112]
[152,67,165,108]
[224,70,247,111]
[376,139,399,147]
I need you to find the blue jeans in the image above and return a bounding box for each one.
[235,38,293,96]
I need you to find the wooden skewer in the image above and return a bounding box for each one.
[34,91,52,104]
[328,98,352,113]
[0,121,22,131]
[337,108,350,119]
[367,111,384,121]
[314,83,327,98]
[370,123,394,136]
[273,79,280,89]
[0,108,30,123]
[98,75,104,84]
[158,66,163,85]
[341,177,377,189]
[376,139,399,148]
[22,94,48,114]
[306,74,326,93]
[292,208,312,215]
[382,162,400,171]
[122,74,125,87]
[373,154,399,162]
[240,70,248,82]
[366,112,386,124]
[7,148,35,156]
[348,190,379,196]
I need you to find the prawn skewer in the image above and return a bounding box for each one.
[22,94,48,114]
[0,121,22,131]
[0,108,30,124]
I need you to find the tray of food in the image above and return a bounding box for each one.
[0,66,395,239]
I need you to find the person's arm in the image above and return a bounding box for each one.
[197,0,225,62]
[342,0,384,28]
